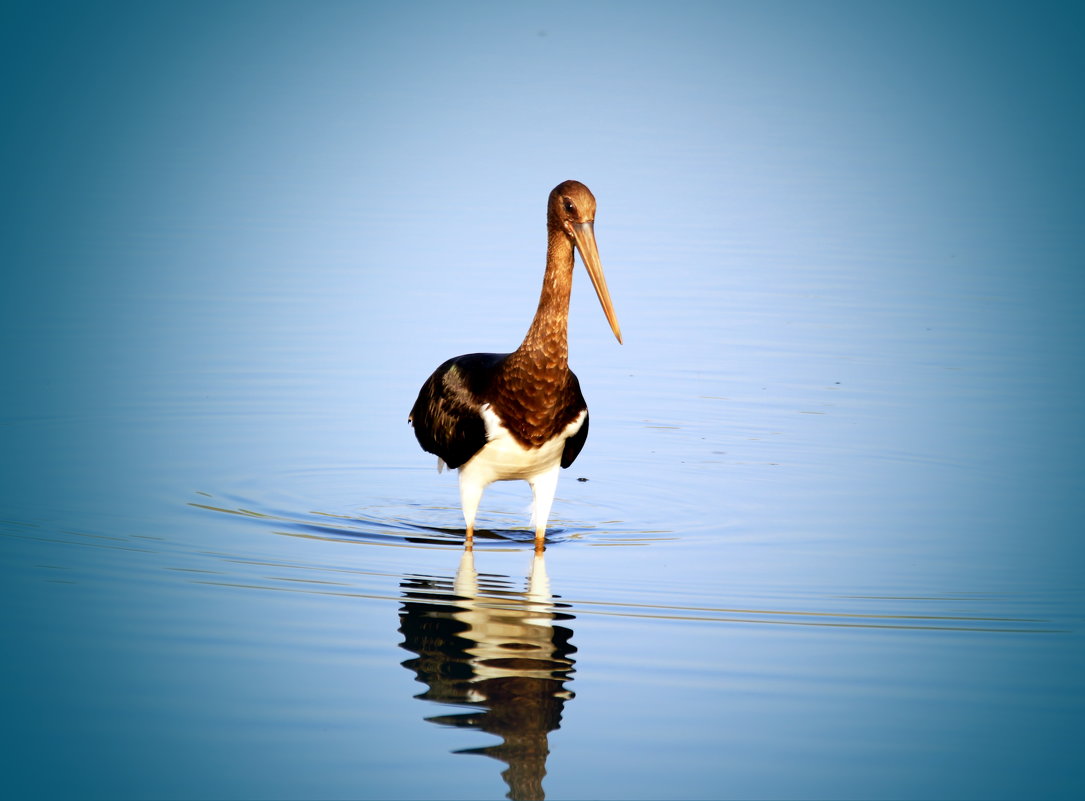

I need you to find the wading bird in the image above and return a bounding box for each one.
[408,180,622,550]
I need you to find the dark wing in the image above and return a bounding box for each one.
[561,410,588,468]
[560,370,589,468]
[408,353,506,470]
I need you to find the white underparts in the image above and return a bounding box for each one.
[456,403,586,538]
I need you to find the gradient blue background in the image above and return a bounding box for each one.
[2,2,1083,798]
[5,1,1083,518]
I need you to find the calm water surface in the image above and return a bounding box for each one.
[3,3,1084,799]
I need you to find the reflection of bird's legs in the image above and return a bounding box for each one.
[527,551,550,601]
[454,548,477,596]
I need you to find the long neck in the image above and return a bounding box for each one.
[515,226,574,367]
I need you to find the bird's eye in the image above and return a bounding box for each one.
[563,199,576,214]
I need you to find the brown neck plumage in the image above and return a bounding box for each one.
[514,226,573,369]
[492,225,580,448]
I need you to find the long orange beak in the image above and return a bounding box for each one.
[571,221,623,344]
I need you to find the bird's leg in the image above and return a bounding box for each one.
[528,466,560,552]
[458,469,485,551]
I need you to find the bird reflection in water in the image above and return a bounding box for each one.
[398,551,576,801]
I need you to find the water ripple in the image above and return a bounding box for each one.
[185,494,1070,635]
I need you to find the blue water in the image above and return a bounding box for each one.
[2,2,1084,799]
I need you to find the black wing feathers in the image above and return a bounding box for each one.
[561,409,588,468]
[409,353,504,470]
[559,370,589,468]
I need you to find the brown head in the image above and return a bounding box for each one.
[547,180,623,344]
[548,179,596,229]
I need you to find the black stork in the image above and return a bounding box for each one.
[409,180,622,550]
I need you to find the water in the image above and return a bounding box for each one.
[3,3,1084,799]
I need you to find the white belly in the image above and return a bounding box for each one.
[460,403,585,486]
